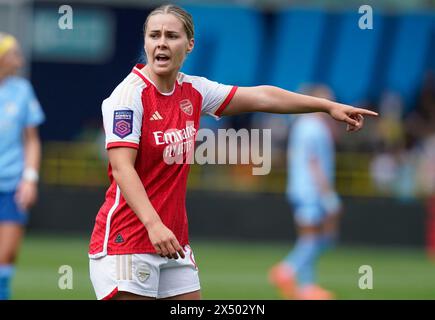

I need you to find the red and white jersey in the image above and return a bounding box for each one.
[89,64,238,257]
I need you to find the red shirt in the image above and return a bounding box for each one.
[89,64,238,257]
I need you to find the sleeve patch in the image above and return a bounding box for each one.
[113,110,133,138]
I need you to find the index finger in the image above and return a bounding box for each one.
[354,108,378,117]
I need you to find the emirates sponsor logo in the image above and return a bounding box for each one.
[179,99,193,116]
[152,122,197,146]
[153,122,197,165]
[152,121,272,175]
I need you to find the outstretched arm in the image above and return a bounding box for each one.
[222,86,378,131]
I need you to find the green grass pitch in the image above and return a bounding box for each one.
[11,234,435,300]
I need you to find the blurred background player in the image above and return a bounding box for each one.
[269,85,343,300]
[0,33,45,300]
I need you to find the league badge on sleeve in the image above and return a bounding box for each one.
[113,110,133,138]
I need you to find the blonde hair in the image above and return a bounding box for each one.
[143,4,194,40]
[0,33,17,58]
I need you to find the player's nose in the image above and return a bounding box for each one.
[157,36,168,48]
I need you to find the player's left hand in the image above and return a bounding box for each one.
[329,103,378,132]
[15,180,38,211]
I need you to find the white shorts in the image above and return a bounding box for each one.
[89,245,200,300]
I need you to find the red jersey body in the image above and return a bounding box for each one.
[89,64,237,257]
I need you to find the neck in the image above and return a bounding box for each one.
[142,65,177,94]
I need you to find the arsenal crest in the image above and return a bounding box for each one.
[179,99,193,116]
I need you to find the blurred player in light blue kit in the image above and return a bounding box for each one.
[269,85,345,300]
[0,33,45,300]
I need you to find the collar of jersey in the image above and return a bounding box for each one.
[133,64,178,96]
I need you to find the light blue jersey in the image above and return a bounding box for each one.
[0,76,45,191]
[277,115,339,290]
[287,115,334,205]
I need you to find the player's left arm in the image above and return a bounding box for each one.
[15,127,41,210]
[222,86,378,131]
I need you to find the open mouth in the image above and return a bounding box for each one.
[155,54,170,62]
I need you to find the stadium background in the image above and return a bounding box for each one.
[1,0,434,299]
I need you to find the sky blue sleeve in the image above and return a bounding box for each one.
[24,81,45,127]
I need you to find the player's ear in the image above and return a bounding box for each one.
[186,38,194,54]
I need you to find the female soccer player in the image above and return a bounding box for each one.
[89,4,378,300]
[0,33,45,300]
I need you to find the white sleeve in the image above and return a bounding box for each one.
[102,84,144,149]
[190,76,238,119]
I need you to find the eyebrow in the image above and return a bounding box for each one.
[148,30,180,34]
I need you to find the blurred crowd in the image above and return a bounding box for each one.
[369,71,435,200]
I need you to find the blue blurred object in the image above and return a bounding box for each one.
[326,11,384,105]
[269,9,327,91]
[181,4,264,86]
